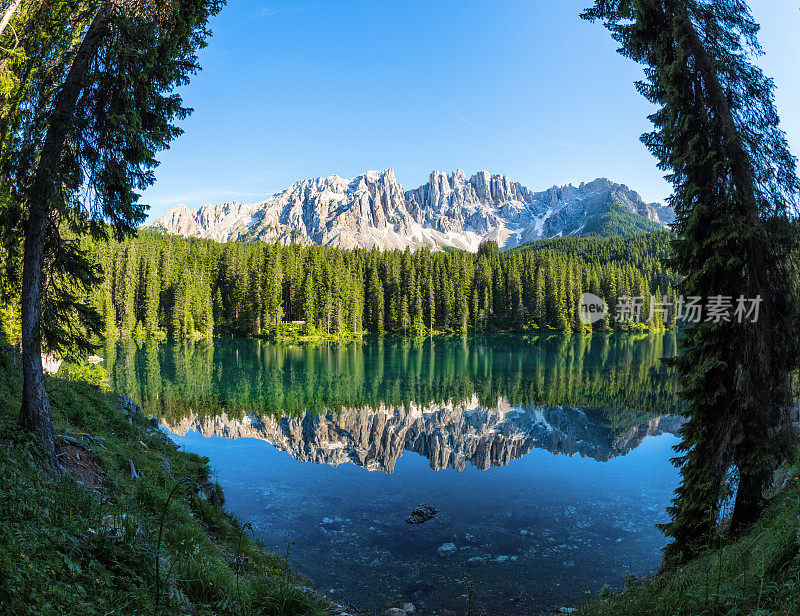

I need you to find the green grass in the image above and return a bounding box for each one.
[0,345,331,616]
[260,322,364,343]
[575,466,800,616]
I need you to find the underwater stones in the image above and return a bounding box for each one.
[383,609,406,616]
[402,603,415,613]
[407,580,434,595]
[405,503,438,524]
[467,556,485,566]
[492,554,517,563]
[437,542,457,557]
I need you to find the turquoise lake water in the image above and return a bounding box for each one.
[106,334,682,615]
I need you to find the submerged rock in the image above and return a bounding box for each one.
[405,504,438,524]
[402,603,415,614]
[437,542,457,557]
[383,609,406,616]
[407,580,434,595]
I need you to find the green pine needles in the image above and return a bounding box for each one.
[583,0,800,564]
[5,230,679,341]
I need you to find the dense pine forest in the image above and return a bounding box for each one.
[0,229,677,341]
[15,229,676,340]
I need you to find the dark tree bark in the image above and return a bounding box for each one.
[0,0,23,39]
[19,201,56,468]
[19,4,109,470]
[679,14,781,531]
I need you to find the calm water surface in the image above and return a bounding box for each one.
[106,334,683,616]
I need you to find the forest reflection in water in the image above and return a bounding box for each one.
[105,333,683,471]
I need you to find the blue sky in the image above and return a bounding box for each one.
[140,0,800,221]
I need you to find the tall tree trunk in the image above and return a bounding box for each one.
[679,11,782,531]
[730,473,764,529]
[19,202,56,468]
[19,3,109,470]
[678,14,758,214]
[0,0,23,39]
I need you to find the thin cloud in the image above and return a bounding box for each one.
[456,113,481,128]
[248,5,305,21]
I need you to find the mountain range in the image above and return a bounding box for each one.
[147,169,674,252]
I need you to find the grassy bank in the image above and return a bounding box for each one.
[0,346,331,616]
[575,463,800,616]
[259,322,365,343]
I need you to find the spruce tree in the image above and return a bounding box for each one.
[584,0,800,563]
[302,271,315,329]
[412,283,424,336]
[426,274,435,335]
[400,295,410,335]
[102,270,116,339]
[3,0,223,469]
[121,244,138,334]
[533,266,546,327]
[143,255,160,335]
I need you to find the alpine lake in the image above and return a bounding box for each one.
[105,333,684,616]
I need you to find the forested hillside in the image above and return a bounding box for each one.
[81,231,677,338]
[578,201,667,237]
[1,230,676,340]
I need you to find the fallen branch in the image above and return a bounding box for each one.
[65,429,108,444]
[56,434,89,450]
[129,460,140,481]
[62,430,108,449]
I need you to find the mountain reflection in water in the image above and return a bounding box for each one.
[165,402,682,472]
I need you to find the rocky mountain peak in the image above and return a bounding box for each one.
[147,169,673,251]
